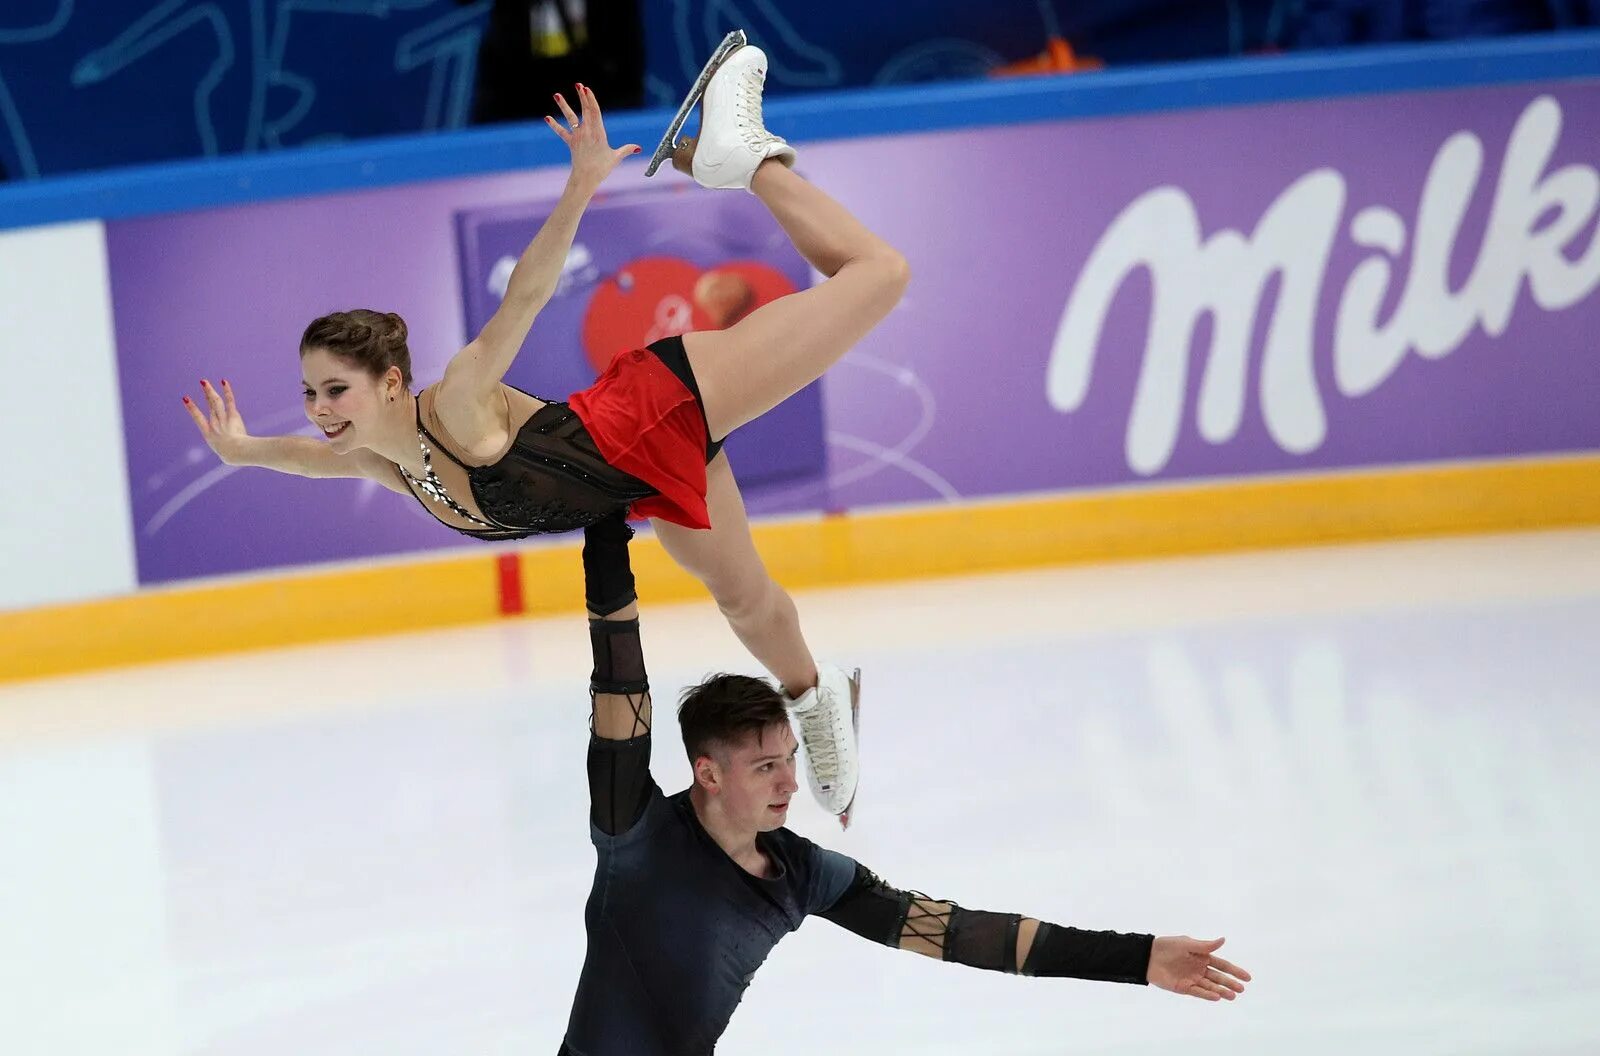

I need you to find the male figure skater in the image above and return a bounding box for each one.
[561,512,1251,1055]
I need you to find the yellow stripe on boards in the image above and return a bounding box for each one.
[3,453,1598,686]
[0,550,504,684]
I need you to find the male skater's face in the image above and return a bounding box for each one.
[716,721,801,833]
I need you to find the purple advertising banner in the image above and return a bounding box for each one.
[108,81,1600,585]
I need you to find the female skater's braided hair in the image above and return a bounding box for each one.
[300,309,413,387]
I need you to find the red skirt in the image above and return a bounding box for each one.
[568,347,713,531]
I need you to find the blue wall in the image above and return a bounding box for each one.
[5,29,1599,234]
[0,1,1312,181]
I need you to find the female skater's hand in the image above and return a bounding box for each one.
[546,83,641,191]
[182,378,254,465]
[1146,936,1251,1001]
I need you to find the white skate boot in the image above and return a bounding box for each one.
[646,34,795,191]
[785,665,862,828]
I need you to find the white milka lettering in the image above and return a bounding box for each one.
[1337,95,1600,396]
[1048,172,1344,475]
[1052,95,1600,475]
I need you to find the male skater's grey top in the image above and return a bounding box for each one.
[561,733,857,1056]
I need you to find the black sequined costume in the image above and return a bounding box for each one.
[400,389,655,540]
[394,337,724,539]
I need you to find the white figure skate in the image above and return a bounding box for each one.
[644,29,746,177]
[645,33,795,190]
[787,665,862,829]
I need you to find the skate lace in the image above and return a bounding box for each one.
[735,68,779,150]
[795,699,840,788]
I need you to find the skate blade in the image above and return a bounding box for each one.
[838,667,862,830]
[644,29,747,177]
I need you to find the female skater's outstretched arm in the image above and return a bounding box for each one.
[181,378,407,492]
[433,85,640,450]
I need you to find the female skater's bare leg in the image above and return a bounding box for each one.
[683,160,909,441]
[651,452,817,699]
[657,43,876,824]
[652,450,856,822]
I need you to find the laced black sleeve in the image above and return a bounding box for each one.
[587,730,655,837]
[582,513,656,837]
[586,617,656,836]
[819,864,1153,984]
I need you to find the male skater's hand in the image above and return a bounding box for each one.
[1146,936,1250,1001]
[547,83,641,192]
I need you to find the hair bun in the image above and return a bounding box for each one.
[299,308,415,388]
[382,313,408,349]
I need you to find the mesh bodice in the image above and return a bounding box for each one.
[397,386,655,540]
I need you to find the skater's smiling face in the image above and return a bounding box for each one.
[297,309,414,452]
[300,347,400,453]
[694,721,801,834]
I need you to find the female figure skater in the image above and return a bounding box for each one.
[181,42,906,824]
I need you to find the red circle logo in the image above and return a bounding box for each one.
[581,256,798,372]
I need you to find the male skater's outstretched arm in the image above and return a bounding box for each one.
[818,864,1250,1001]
